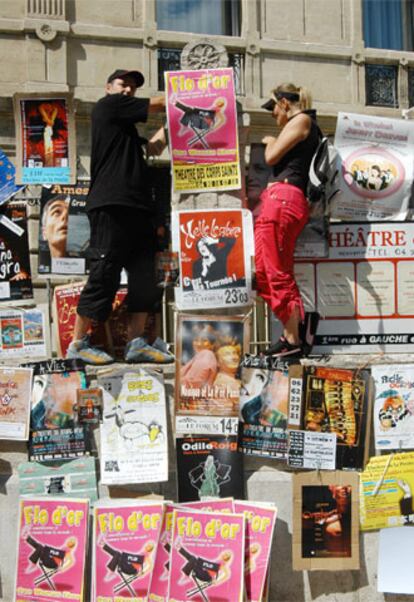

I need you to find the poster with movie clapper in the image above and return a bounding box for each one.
[23,358,88,462]
[99,367,168,485]
[238,354,297,459]
[0,366,32,440]
[0,304,49,360]
[176,313,247,417]
[38,182,90,276]
[0,202,33,301]
[371,364,414,451]
[14,497,89,602]
[288,430,337,470]
[292,470,360,571]
[172,208,254,310]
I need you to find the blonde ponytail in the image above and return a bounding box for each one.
[272,82,312,111]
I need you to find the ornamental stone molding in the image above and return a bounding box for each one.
[180,38,228,70]
[35,21,58,41]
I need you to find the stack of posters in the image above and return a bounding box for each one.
[172,208,254,310]
[292,470,359,571]
[24,359,88,461]
[360,451,414,530]
[13,92,76,185]
[0,202,33,301]
[93,500,164,601]
[288,365,372,470]
[0,365,32,440]
[99,367,168,485]
[238,354,296,459]
[371,364,414,451]
[18,457,98,502]
[165,67,241,194]
[168,507,245,601]
[14,497,89,602]
[38,182,90,276]
[0,304,49,360]
[53,282,128,358]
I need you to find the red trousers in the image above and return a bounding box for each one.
[254,182,309,324]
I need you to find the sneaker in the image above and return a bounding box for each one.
[299,311,320,356]
[125,336,175,364]
[151,337,175,361]
[263,336,303,358]
[66,336,114,365]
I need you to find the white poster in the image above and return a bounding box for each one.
[0,304,49,360]
[371,364,414,451]
[378,527,414,594]
[172,208,254,310]
[331,112,414,221]
[99,367,168,485]
[293,222,414,353]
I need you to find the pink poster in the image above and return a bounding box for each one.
[234,502,277,602]
[165,68,241,193]
[93,501,163,602]
[15,497,89,602]
[148,503,175,602]
[168,508,245,602]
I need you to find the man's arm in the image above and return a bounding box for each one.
[149,95,166,113]
[147,126,167,156]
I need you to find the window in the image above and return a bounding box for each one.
[363,0,414,50]
[158,47,245,95]
[156,0,241,36]
[365,64,398,107]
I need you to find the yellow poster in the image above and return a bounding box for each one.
[360,452,414,530]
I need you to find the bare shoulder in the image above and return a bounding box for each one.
[286,112,312,139]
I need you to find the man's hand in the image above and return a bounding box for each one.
[149,95,166,113]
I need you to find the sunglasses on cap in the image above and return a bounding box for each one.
[261,91,300,111]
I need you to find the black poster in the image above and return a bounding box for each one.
[176,435,244,502]
[0,202,32,301]
[38,182,90,275]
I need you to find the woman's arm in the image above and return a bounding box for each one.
[263,113,311,166]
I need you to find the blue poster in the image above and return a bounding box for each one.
[0,149,23,205]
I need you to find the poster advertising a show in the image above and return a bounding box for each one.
[294,222,414,353]
[168,508,245,602]
[371,364,414,451]
[293,471,360,571]
[360,452,414,530]
[93,501,163,602]
[238,355,295,459]
[14,497,88,602]
[99,367,168,486]
[176,435,243,502]
[176,314,247,417]
[173,208,254,310]
[165,67,241,193]
[13,92,76,185]
[0,202,33,301]
[331,112,414,221]
[38,182,90,276]
[0,305,49,360]
[0,366,33,441]
[0,147,23,204]
[25,358,88,462]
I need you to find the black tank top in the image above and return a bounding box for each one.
[269,110,320,193]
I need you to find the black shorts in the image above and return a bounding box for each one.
[77,206,162,322]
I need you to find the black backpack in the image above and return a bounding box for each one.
[307,128,339,216]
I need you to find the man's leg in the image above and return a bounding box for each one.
[127,312,147,341]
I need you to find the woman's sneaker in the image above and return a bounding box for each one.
[66,336,114,365]
[263,336,303,358]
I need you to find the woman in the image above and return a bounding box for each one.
[256,83,319,357]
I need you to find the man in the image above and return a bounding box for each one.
[42,196,69,258]
[67,69,171,365]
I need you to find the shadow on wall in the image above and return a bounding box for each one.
[272,518,306,602]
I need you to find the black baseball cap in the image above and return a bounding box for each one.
[107,69,145,88]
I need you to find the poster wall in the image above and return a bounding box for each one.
[0,202,33,301]
[176,314,247,417]
[331,112,414,221]
[172,208,253,310]
[38,182,90,276]
[293,222,414,353]
[13,92,76,185]
[165,67,241,193]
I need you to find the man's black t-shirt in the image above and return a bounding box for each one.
[86,94,151,212]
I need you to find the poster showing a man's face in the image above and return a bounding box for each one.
[42,197,69,258]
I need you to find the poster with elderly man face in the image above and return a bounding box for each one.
[38,182,90,276]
